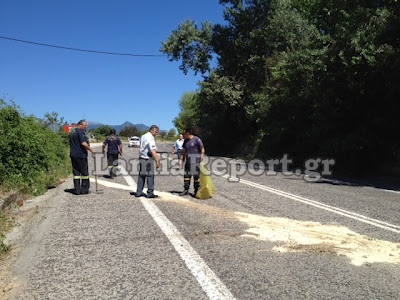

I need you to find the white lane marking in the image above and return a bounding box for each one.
[140,199,235,300]
[117,166,236,300]
[223,175,400,234]
[89,178,133,191]
[119,165,137,190]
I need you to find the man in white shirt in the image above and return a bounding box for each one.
[172,133,184,160]
[135,125,161,198]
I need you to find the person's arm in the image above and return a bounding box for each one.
[200,147,205,162]
[179,148,186,169]
[102,137,108,154]
[79,130,96,154]
[172,140,177,154]
[119,144,123,156]
[150,149,160,169]
[82,142,96,154]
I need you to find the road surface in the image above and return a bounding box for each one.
[6,142,400,299]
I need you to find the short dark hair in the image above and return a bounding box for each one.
[184,128,193,134]
[149,125,159,131]
[110,129,116,135]
[77,119,86,125]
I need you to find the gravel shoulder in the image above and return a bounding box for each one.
[0,179,70,299]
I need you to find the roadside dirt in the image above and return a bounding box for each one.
[0,182,65,299]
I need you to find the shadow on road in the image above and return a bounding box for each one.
[315,176,400,193]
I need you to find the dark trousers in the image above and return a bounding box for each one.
[71,157,90,195]
[136,158,155,196]
[184,163,200,191]
[107,153,119,177]
[176,149,182,160]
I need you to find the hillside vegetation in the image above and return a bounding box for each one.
[0,100,70,196]
[162,0,400,174]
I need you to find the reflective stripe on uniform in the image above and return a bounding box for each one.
[81,176,90,179]
[73,176,81,179]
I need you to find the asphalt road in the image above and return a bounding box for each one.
[11,142,400,299]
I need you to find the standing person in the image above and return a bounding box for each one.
[172,133,184,160]
[179,128,205,196]
[70,120,96,195]
[135,125,161,198]
[102,129,123,179]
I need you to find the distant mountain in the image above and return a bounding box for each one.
[87,121,104,125]
[86,121,104,131]
[86,121,149,133]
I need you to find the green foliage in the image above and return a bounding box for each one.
[0,100,70,195]
[163,0,400,174]
[167,128,177,139]
[160,18,214,75]
[120,125,140,137]
[0,210,12,253]
[155,129,178,142]
[173,91,200,133]
[42,111,65,129]
[0,234,10,253]
[89,125,112,137]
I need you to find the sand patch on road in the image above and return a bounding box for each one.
[236,212,400,266]
[156,194,400,266]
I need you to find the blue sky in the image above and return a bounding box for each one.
[0,1,226,131]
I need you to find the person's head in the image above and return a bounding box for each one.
[183,128,193,139]
[149,125,159,137]
[77,119,88,131]
[179,133,183,140]
[110,129,116,135]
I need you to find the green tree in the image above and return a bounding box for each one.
[43,111,65,133]
[163,0,400,173]
[159,131,167,139]
[91,126,112,137]
[259,0,400,172]
[161,18,214,75]
[173,91,199,134]
[120,125,140,137]
[167,128,177,139]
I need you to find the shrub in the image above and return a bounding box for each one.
[0,100,70,195]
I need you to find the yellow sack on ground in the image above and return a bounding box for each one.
[196,162,215,199]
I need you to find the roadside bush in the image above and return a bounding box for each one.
[0,101,70,195]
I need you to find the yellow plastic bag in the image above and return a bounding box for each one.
[196,162,215,199]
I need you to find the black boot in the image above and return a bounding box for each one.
[179,190,189,196]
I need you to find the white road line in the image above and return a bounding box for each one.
[119,165,137,190]
[140,199,235,300]
[89,178,133,191]
[223,175,400,234]
[118,166,235,300]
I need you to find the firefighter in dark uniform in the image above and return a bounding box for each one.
[102,129,123,178]
[70,120,96,195]
[178,128,205,196]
